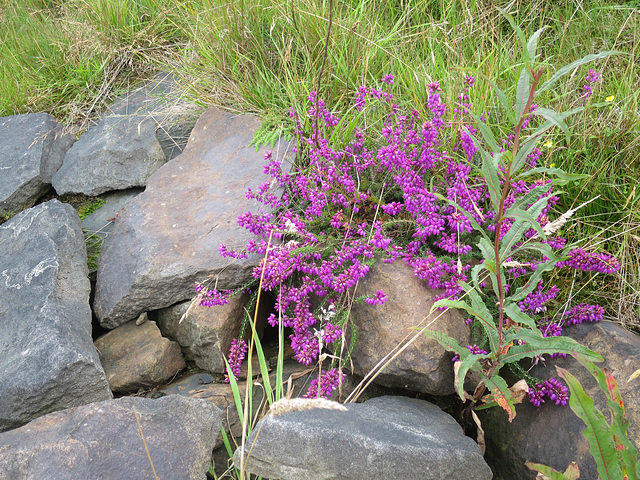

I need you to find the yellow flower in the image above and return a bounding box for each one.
[606,95,615,102]
[550,163,556,168]
[543,140,553,148]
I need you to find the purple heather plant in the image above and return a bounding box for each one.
[196,30,618,405]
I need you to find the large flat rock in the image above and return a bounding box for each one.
[0,395,221,480]
[94,107,292,329]
[234,395,492,480]
[0,113,73,216]
[0,200,112,432]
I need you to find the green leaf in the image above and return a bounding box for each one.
[527,27,548,62]
[500,8,530,66]
[224,356,245,427]
[512,134,542,173]
[515,68,531,122]
[509,257,557,303]
[526,462,578,480]
[533,107,571,143]
[557,367,624,480]
[466,116,500,154]
[515,167,589,186]
[537,51,623,96]
[460,67,515,123]
[455,353,488,400]
[572,355,640,477]
[483,374,517,421]
[503,302,541,332]
[422,327,466,357]
[506,184,556,213]
[500,331,604,364]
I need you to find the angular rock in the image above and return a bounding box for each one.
[0,200,112,432]
[234,395,492,480]
[80,188,144,243]
[108,71,201,161]
[481,321,640,480]
[349,260,471,395]
[94,319,186,393]
[94,107,293,329]
[0,113,74,216]
[156,295,247,373]
[52,115,166,196]
[0,395,221,480]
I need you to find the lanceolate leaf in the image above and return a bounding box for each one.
[515,68,531,122]
[421,327,466,357]
[503,302,541,332]
[557,367,624,480]
[483,374,516,422]
[537,51,623,96]
[506,184,555,213]
[509,257,557,302]
[455,353,489,400]
[516,166,589,185]
[572,354,639,477]
[533,107,572,143]
[526,462,580,480]
[432,192,491,241]
[500,331,604,364]
[527,27,548,62]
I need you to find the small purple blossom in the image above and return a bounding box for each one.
[365,290,387,305]
[564,303,604,325]
[529,377,569,406]
[305,368,344,398]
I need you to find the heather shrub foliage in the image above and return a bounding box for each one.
[195,21,620,410]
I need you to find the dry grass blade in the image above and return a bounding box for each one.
[133,406,159,480]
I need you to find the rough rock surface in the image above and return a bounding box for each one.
[349,260,471,395]
[0,113,73,215]
[0,395,221,480]
[156,295,246,373]
[481,321,640,480]
[94,319,186,393]
[81,188,143,244]
[52,115,166,196]
[94,107,293,329]
[0,200,112,432]
[234,395,492,480]
[108,71,201,161]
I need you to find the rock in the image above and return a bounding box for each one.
[234,395,492,480]
[108,71,201,161]
[0,395,221,480]
[0,113,73,216]
[0,200,112,432]
[481,321,640,480]
[349,260,471,395]
[94,107,293,329]
[94,319,186,393]
[80,188,144,243]
[52,115,166,196]
[156,295,247,373]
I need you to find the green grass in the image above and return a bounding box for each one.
[1,0,638,323]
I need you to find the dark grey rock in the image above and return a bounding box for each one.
[0,395,221,480]
[349,260,471,395]
[52,115,166,196]
[0,200,112,432]
[80,188,143,243]
[0,113,74,216]
[94,107,293,329]
[108,71,201,161]
[481,321,640,480]
[234,395,492,480]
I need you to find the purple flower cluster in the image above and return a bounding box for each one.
[557,248,620,274]
[452,344,488,362]
[564,303,604,325]
[305,368,344,399]
[528,377,569,406]
[226,339,248,381]
[582,69,601,101]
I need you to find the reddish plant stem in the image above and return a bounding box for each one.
[494,67,544,350]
